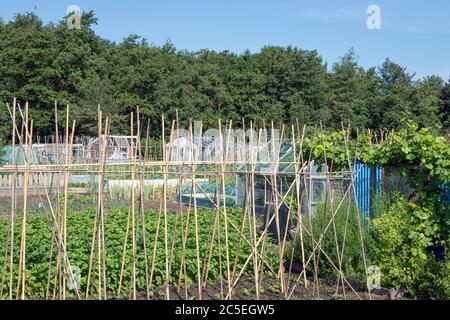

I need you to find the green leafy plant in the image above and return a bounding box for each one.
[289,199,374,286]
[371,194,448,298]
[413,256,450,299]
[0,205,279,299]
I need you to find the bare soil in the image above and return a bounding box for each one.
[127,276,401,300]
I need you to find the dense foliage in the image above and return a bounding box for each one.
[0,12,449,141]
[0,206,279,299]
[372,195,449,299]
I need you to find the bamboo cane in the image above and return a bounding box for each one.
[85,107,102,299]
[189,119,202,300]
[136,107,150,299]
[130,112,137,300]
[17,110,32,299]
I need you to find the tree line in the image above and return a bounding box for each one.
[0,11,449,142]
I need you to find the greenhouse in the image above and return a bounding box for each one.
[0,145,39,166]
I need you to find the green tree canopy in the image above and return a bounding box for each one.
[0,12,448,141]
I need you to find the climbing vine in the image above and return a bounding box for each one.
[303,120,450,241]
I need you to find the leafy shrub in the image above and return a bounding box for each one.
[413,256,450,299]
[371,194,449,299]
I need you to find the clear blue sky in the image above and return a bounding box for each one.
[1,0,450,80]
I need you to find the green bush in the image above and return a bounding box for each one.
[414,257,450,299]
[371,194,449,299]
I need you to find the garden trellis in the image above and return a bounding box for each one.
[0,99,393,300]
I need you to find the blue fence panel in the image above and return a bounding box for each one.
[352,162,382,218]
